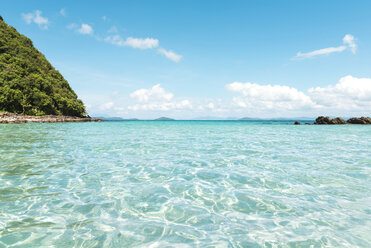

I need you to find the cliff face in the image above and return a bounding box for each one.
[0,16,86,117]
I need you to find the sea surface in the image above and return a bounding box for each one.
[0,121,370,247]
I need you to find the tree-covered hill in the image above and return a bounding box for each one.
[0,16,86,116]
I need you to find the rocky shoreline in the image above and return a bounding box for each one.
[0,112,102,123]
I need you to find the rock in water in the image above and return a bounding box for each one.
[315,116,371,125]
[314,116,331,124]
[0,17,86,117]
[314,116,346,125]
[294,121,300,125]
[347,117,371,124]
[331,117,346,124]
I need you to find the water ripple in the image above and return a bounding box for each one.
[0,121,370,247]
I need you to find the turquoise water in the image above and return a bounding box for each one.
[0,121,370,247]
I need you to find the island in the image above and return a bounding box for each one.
[0,16,99,123]
[154,117,175,121]
[239,117,256,121]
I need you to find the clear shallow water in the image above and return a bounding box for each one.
[0,121,370,248]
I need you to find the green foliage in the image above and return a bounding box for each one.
[0,17,86,116]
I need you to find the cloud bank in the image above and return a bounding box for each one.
[87,75,371,118]
[226,82,315,110]
[309,75,371,110]
[226,75,371,116]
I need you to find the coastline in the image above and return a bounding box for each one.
[0,112,102,123]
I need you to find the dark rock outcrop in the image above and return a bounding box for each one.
[331,117,347,124]
[294,121,300,125]
[315,116,371,125]
[314,116,346,125]
[347,117,371,124]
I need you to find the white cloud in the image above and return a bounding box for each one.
[296,46,347,58]
[68,23,93,35]
[107,26,118,33]
[308,75,371,110]
[128,84,192,112]
[343,34,357,54]
[67,23,77,29]
[128,100,192,111]
[124,37,159,49]
[104,35,125,46]
[158,48,182,62]
[99,102,114,111]
[22,13,34,24]
[226,82,315,110]
[60,8,66,17]
[105,35,159,49]
[130,84,173,102]
[78,24,93,35]
[104,36,181,62]
[295,34,357,58]
[206,102,215,109]
[226,75,371,115]
[22,10,49,29]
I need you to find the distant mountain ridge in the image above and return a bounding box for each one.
[239,117,315,121]
[94,117,126,121]
[154,117,175,121]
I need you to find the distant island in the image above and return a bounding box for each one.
[154,117,175,121]
[240,117,315,121]
[92,117,177,121]
[239,117,256,121]
[0,16,97,123]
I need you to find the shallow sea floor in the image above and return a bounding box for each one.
[0,121,370,247]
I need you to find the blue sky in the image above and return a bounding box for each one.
[2,0,371,119]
